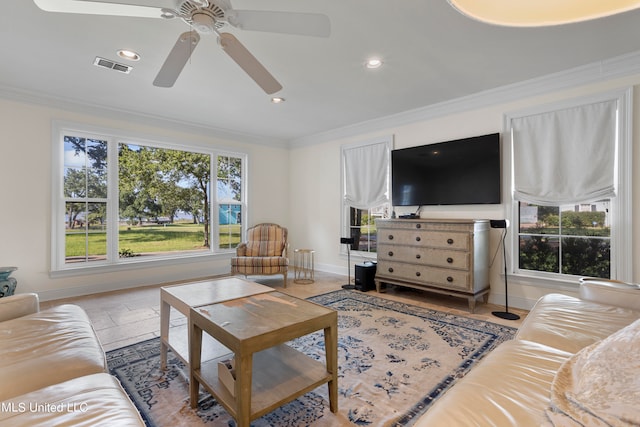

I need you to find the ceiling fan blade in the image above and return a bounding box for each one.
[153,31,200,88]
[218,32,283,95]
[33,0,162,18]
[228,10,331,38]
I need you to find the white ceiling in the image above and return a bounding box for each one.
[3,1,640,145]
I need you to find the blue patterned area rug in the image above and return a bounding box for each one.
[107,290,516,426]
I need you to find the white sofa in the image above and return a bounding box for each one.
[0,293,144,426]
[416,279,640,426]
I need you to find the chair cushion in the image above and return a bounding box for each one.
[0,304,107,400]
[0,373,145,426]
[245,224,286,257]
[231,256,288,275]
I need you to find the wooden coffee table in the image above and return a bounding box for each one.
[159,277,274,369]
[189,291,338,427]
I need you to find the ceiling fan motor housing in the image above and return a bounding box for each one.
[178,0,225,33]
[191,12,216,34]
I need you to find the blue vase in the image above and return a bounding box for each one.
[0,267,17,298]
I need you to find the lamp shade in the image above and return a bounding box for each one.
[448,0,640,26]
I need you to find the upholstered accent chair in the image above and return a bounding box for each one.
[230,223,289,287]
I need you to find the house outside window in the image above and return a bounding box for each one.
[507,89,632,283]
[53,123,247,272]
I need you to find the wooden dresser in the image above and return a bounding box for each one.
[375,218,490,312]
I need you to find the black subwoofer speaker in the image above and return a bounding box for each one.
[354,262,377,292]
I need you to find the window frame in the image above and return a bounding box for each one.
[504,88,633,286]
[214,152,247,251]
[51,121,248,276]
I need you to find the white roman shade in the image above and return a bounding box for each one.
[511,100,617,205]
[343,140,390,209]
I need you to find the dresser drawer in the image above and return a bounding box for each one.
[376,261,471,291]
[377,246,470,270]
[378,229,470,250]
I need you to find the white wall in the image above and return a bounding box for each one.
[0,98,290,300]
[288,73,640,310]
[2,66,639,308]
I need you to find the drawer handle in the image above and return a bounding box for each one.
[416,254,421,259]
[447,276,454,283]
[388,267,394,273]
[447,238,454,245]
[388,251,394,257]
[416,224,421,229]
[447,257,453,264]
[416,236,421,242]
[389,234,394,240]
[416,272,421,277]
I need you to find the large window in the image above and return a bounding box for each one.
[507,89,632,283]
[53,124,246,272]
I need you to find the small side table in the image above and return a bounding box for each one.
[294,249,315,284]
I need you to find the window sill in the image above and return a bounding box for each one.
[507,271,581,292]
[49,251,233,279]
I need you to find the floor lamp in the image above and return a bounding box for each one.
[340,237,355,290]
[490,220,520,321]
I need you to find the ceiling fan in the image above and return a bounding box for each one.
[33,0,331,94]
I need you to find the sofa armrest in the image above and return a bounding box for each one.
[579,278,640,311]
[0,293,40,322]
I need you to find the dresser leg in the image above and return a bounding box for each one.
[467,297,476,313]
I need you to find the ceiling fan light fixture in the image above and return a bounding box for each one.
[117,49,141,61]
[447,0,640,26]
[271,97,285,104]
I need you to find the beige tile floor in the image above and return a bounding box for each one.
[41,271,527,352]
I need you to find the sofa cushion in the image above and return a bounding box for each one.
[545,318,640,426]
[0,373,144,426]
[414,339,573,427]
[515,293,640,354]
[0,304,107,400]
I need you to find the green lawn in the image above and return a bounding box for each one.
[66,223,242,257]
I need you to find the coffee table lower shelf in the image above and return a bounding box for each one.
[193,344,332,421]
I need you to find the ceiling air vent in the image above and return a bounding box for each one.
[93,57,132,74]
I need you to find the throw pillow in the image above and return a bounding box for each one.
[545,317,640,426]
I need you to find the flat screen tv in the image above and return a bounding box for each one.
[392,133,501,206]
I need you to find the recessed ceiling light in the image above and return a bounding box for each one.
[271,97,285,104]
[117,49,141,61]
[365,58,383,69]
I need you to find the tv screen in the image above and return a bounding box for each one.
[392,133,501,206]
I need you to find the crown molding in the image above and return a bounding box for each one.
[0,85,289,149]
[4,49,640,150]
[289,49,640,148]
